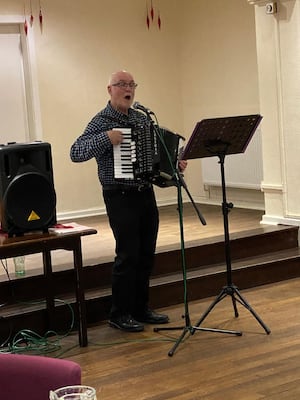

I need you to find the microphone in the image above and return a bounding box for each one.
[133,101,154,115]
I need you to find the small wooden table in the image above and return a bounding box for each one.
[0,228,97,347]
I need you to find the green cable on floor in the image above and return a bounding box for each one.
[0,298,75,356]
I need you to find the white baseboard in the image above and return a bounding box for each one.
[57,196,264,221]
[261,215,300,227]
[57,207,106,221]
[57,197,189,221]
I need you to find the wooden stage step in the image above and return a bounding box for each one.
[0,223,297,340]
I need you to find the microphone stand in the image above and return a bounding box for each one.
[141,110,241,357]
[177,171,206,226]
[153,162,241,356]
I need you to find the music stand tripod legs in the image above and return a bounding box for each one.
[154,171,242,357]
[192,153,271,335]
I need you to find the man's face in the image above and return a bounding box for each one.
[108,72,137,114]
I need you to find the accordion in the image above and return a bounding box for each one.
[113,126,184,188]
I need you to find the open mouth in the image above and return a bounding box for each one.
[125,95,131,100]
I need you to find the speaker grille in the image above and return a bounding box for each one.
[3,171,56,233]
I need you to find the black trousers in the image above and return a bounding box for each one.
[103,187,159,318]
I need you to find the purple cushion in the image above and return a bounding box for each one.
[0,353,81,400]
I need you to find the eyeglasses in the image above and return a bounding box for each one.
[111,81,138,89]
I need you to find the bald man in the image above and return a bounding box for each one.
[71,71,186,332]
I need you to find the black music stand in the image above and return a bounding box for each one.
[181,114,271,336]
[154,119,264,356]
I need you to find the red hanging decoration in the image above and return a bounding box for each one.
[30,0,34,26]
[150,0,154,21]
[39,0,43,27]
[24,18,28,35]
[146,1,150,29]
[23,2,28,35]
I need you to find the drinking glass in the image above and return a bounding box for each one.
[49,385,97,400]
[13,256,25,275]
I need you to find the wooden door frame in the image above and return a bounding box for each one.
[0,15,42,141]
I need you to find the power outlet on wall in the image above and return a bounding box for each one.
[266,2,277,14]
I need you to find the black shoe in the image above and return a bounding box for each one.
[134,310,169,324]
[109,315,144,332]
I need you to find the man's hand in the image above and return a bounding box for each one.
[107,130,123,145]
[178,159,188,172]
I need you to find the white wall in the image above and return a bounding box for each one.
[179,0,260,203]
[0,0,260,218]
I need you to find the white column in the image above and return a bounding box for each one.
[248,0,300,226]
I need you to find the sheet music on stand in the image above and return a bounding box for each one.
[181,114,262,160]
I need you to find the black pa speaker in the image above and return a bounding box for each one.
[0,141,57,236]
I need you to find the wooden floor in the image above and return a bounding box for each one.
[79,202,266,262]
[50,277,300,400]
[5,203,300,398]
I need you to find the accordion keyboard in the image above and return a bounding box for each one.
[113,128,136,179]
